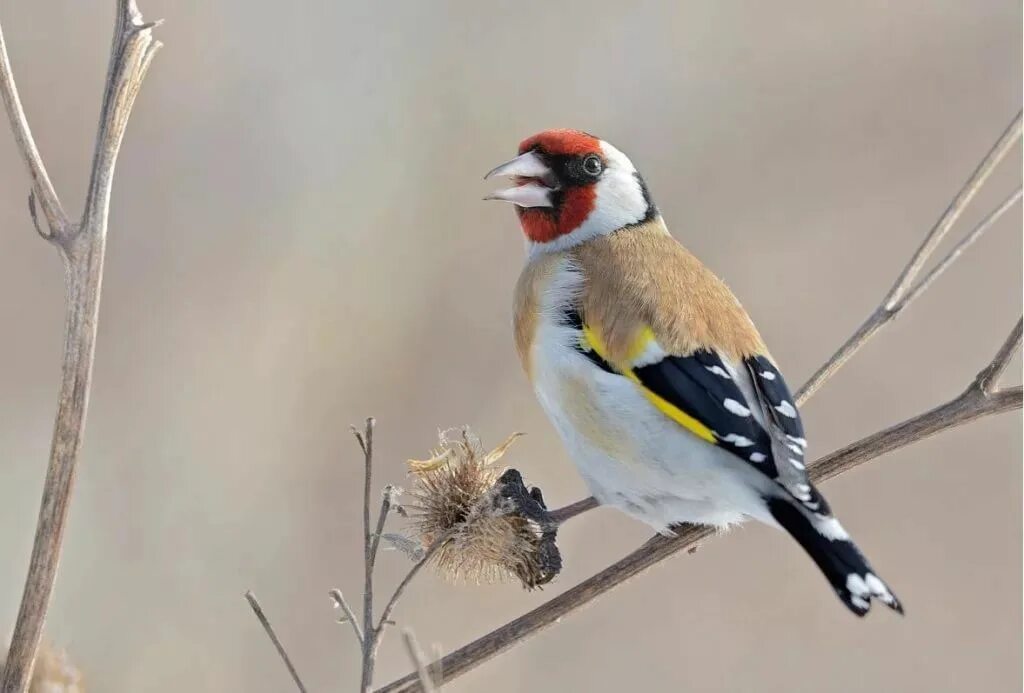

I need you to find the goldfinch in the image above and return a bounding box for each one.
[485,129,902,616]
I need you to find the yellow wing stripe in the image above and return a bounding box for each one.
[581,324,718,444]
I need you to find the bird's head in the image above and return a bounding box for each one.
[485,129,657,251]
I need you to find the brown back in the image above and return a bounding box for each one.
[572,219,767,362]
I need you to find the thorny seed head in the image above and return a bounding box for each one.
[406,427,560,589]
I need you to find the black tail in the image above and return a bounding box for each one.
[767,496,903,617]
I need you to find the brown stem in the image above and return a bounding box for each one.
[881,111,1021,312]
[0,15,69,236]
[795,111,1022,405]
[357,417,377,693]
[330,588,364,646]
[375,531,454,636]
[549,496,599,525]
[244,591,309,693]
[0,4,160,691]
[974,318,1023,395]
[401,630,436,693]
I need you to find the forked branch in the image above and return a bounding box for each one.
[0,3,160,691]
[0,17,68,237]
[244,591,309,693]
[796,111,1022,405]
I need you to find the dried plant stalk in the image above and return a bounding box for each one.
[0,4,160,691]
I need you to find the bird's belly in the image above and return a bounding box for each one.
[531,334,767,531]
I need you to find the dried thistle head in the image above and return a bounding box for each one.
[406,428,561,589]
[0,641,84,693]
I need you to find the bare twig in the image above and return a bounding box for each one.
[401,630,437,693]
[354,491,454,687]
[354,530,458,689]
[358,417,377,692]
[0,3,160,691]
[811,387,1021,484]
[244,591,309,693]
[371,486,399,571]
[375,531,453,636]
[330,588,364,646]
[882,112,1022,311]
[974,318,1023,394]
[349,419,436,691]
[549,496,600,525]
[895,188,1021,311]
[377,321,1021,692]
[0,19,69,236]
[796,110,1022,405]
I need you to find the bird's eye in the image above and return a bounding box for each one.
[582,155,603,176]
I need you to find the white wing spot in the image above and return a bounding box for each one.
[759,370,776,380]
[792,483,812,500]
[749,452,766,463]
[786,443,803,455]
[774,400,798,418]
[786,435,807,448]
[864,573,889,597]
[723,398,750,417]
[816,517,849,541]
[720,433,754,447]
[846,574,870,596]
[705,365,732,379]
[789,457,805,470]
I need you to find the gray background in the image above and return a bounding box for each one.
[1,2,1021,691]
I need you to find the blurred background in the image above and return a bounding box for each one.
[0,1,1021,691]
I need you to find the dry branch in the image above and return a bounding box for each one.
[0,21,68,237]
[330,588,364,646]
[357,418,379,692]
[244,591,309,693]
[796,110,1022,405]
[549,496,600,525]
[401,630,437,693]
[0,3,160,691]
[375,530,457,638]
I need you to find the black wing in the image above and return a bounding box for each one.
[563,306,824,512]
[744,355,830,515]
[631,350,780,477]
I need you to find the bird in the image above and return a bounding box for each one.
[484,128,902,616]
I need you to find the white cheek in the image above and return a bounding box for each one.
[585,169,647,234]
[527,142,650,257]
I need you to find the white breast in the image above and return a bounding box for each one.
[528,260,773,531]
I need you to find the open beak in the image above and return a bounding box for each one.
[483,150,556,208]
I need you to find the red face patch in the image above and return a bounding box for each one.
[513,129,603,243]
[517,186,597,243]
[518,129,601,156]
